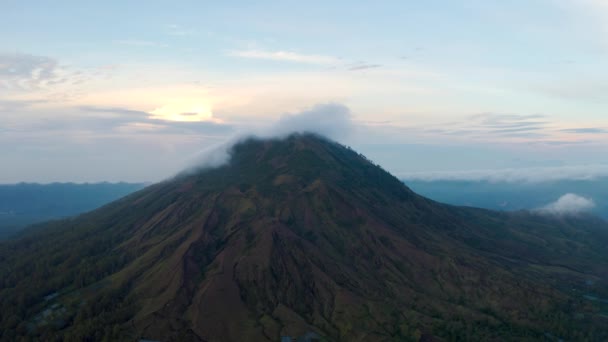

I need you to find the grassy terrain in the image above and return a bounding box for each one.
[0,134,606,341]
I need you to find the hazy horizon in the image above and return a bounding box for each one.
[2,1,608,183]
[3,3,608,341]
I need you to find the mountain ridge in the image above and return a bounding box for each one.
[0,133,607,341]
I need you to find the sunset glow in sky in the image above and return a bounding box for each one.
[1,0,607,182]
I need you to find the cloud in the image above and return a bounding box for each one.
[76,106,233,135]
[568,0,608,32]
[470,113,547,130]
[113,40,168,48]
[537,193,596,216]
[7,105,234,137]
[149,102,221,123]
[270,103,352,139]
[536,80,608,102]
[560,127,607,134]
[165,24,196,36]
[181,136,241,172]
[228,49,339,65]
[420,112,608,145]
[425,113,551,140]
[0,53,61,90]
[31,104,349,177]
[182,103,353,173]
[0,99,48,111]
[79,105,150,118]
[399,164,608,183]
[0,53,93,99]
[348,64,382,71]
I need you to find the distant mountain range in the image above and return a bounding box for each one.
[0,134,606,341]
[0,183,146,238]
[406,179,608,219]
[3,175,606,241]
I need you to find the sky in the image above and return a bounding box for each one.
[1,0,607,183]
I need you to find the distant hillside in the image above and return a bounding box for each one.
[406,179,608,219]
[0,183,146,238]
[1,134,606,341]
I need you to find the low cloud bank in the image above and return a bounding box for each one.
[400,165,608,183]
[537,193,596,216]
[181,103,353,174]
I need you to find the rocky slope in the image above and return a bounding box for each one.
[0,134,607,341]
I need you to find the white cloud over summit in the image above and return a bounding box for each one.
[270,103,352,140]
[184,103,353,173]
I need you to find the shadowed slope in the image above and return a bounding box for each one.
[0,134,607,341]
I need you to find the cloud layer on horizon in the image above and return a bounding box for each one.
[399,164,608,183]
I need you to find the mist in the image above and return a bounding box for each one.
[399,165,608,183]
[181,103,353,175]
[537,193,596,216]
[270,103,352,140]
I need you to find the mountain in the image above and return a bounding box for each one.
[406,179,608,219]
[0,182,146,238]
[0,133,607,341]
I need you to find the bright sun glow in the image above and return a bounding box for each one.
[150,101,219,123]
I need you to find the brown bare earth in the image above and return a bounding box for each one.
[0,134,607,341]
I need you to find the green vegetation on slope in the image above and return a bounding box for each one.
[0,134,607,341]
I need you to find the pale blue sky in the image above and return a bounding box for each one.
[1,0,607,182]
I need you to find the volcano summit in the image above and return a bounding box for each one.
[0,134,607,341]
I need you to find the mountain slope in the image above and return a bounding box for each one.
[0,134,607,341]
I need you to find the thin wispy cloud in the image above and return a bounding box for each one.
[79,106,151,117]
[114,40,168,48]
[4,105,233,138]
[399,164,608,183]
[228,49,339,65]
[0,99,48,111]
[470,113,546,127]
[577,0,608,23]
[424,113,551,140]
[0,53,61,91]
[348,64,382,71]
[561,127,607,134]
[165,24,196,36]
[0,53,93,100]
[537,80,608,102]
[73,106,233,136]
